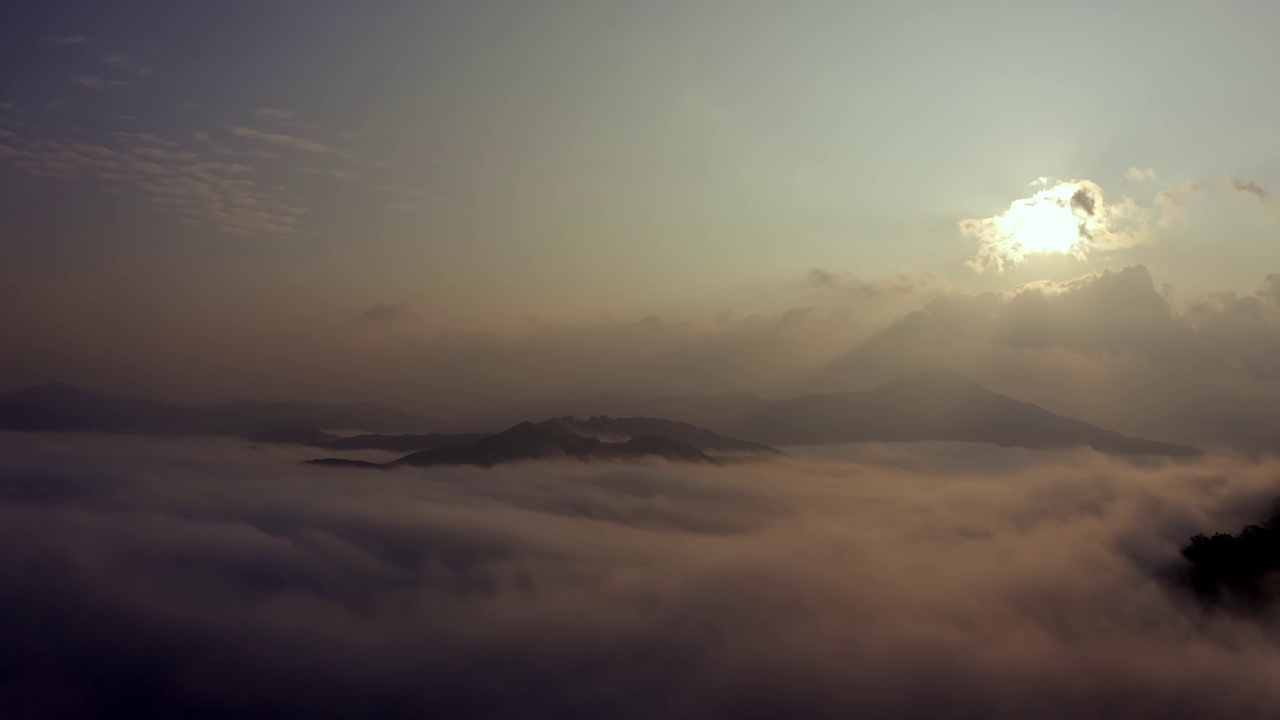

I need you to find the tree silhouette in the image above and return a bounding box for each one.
[1182,512,1280,606]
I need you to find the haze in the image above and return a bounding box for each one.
[2,2,1280,718]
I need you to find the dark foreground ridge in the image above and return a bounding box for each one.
[306,416,777,469]
[1180,496,1280,610]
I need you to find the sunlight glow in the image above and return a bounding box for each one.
[958,179,1150,273]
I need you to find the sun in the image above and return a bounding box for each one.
[994,182,1094,256]
[959,179,1118,272]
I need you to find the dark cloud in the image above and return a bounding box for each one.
[359,303,410,323]
[1,433,1279,719]
[1070,185,1097,216]
[804,269,939,297]
[1229,178,1270,203]
[46,36,88,45]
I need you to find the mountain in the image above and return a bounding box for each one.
[0,382,210,436]
[470,390,770,432]
[537,416,778,455]
[307,416,780,469]
[0,382,454,437]
[0,399,92,432]
[392,421,716,467]
[726,370,1200,456]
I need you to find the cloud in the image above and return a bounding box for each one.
[0,125,307,236]
[1229,178,1269,203]
[959,179,1173,273]
[128,146,198,162]
[74,75,131,90]
[254,107,297,121]
[805,269,940,297]
[1,433,1279,718]
[224,125,336,154]
[1126,167,1157,182]
[115,132,180,147]
[359,303,411,323]
[804,265,1280,451]
[385,202,419,211]
[46,36,88,45]
[103,55,152,76]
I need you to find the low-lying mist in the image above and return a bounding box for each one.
[1,432,1279,719]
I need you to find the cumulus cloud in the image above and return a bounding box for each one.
[1,433,1279,719]
[1127,167,1157,182]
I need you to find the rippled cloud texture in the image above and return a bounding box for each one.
[2,434,1280,719]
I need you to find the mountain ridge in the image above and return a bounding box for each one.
[1,373,1200,457]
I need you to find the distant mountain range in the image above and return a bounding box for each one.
[1,372,1200,457]
[726,371,1200,456]
[464,371,1200,457]
[308,416,768,469]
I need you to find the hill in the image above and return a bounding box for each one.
[307,416,779,469]
[726,370,1200,456]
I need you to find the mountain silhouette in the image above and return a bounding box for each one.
[0,399,91,432]
[393,421,716,467]
[307,416,776,469]
[726,370,1200,456]
[537,416,778,455]
[4,374,1199,457]
[0,382,454,437]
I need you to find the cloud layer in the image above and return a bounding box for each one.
[2,433,1280,718]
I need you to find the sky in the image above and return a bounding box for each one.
[2,0,1278,429]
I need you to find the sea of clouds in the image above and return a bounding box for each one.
[1,433,1278,719]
